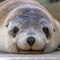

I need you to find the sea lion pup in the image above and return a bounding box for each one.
[0,0,60,54]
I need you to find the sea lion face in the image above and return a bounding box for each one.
[5,5,54,53]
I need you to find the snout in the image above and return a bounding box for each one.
[16,29,48,51]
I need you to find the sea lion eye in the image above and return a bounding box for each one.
[12,27,19,38]
[43,27,49,38]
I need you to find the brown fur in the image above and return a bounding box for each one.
[0,0,50,27]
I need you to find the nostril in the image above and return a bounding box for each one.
[27,37,35,46]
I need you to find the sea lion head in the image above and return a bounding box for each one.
[4,4,55,53]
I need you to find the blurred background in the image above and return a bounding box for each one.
[36,0,60,22]
[0,0,60,22]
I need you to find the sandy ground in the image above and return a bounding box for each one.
[0,50,60,60]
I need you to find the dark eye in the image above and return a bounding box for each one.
[43,27,49,38]
[12,27,19,38]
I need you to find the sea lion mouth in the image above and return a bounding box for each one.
[16,44,47,54]
[17,47,46,54]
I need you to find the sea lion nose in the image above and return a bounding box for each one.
[27,37,35,46]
